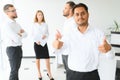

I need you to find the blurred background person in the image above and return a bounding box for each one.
[56,1,76,74]
[2,4,27,80]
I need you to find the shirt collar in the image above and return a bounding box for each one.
[6,17,16,23]
[75,24,92,34]
[65,17,73,22]
[35,22,44,25]
[84,24,91,33]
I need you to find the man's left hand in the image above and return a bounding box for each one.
[98,38,111,53]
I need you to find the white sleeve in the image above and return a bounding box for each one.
[44,24,49,38]
[31,25,37,42]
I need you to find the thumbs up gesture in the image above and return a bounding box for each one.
[53,29,63,49]
[98,38,111,53]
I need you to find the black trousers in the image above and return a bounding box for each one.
[67,69,100,80]
[6,46,22,80]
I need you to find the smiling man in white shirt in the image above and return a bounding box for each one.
[2,4,27,80]
[53,3,114,80]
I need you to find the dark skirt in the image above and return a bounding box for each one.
[34,42,50,59]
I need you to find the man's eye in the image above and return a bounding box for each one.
[81,12,86,16]
[76,13,79,16]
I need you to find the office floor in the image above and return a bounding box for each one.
[0,56,116,80]
[0,58,65,80]
[13,58,65,80]
[19,58,65,80]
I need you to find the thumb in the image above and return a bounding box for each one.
[56,29,60,34]
[55,29,62,40]
[56,29,61,36]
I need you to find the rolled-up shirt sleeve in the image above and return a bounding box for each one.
[105,48,115,59]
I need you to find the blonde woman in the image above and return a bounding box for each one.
[32,10,54,80]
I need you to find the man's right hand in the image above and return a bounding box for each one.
[52,40,63,49]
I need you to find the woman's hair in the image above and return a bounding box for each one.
[34,10,45,22]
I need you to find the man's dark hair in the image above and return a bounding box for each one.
[3,4,14,12]
[66,1,75,9]
[72,3,88,14]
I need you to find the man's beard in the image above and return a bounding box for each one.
[78,22,88,27]
[77,19,88,27]
[79,23,86,26]
[12,15,17,19]
[63,14,69,17]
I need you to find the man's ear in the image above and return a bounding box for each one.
[88,12,89,18]
[4,11,8,15]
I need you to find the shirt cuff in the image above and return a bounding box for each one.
[105,48,115,59]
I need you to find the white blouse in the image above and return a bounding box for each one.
[32,22,49,45]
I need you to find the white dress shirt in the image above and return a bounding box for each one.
[61,17,76,55]
[2,18,27,47]
[61,25,114,72]
[32,22,49,46]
